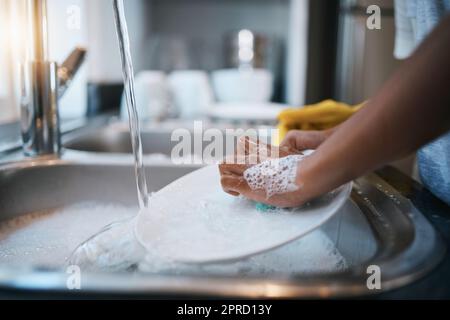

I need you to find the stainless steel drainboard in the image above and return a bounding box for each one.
[0,158,445,298]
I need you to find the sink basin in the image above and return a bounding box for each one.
[65,125,178,155]
[0,153,445,298]
[0,158,196,220]
[64,123,273,159]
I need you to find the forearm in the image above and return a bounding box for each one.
[298,15,450,197]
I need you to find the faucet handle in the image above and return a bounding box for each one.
[58,47,87,97]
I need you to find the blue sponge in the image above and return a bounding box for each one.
[255,202,277,212]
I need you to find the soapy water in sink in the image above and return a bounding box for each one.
[0,202,347,275]
[0,203,135,268]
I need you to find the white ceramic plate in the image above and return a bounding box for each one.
[135,165,352,264]
[207,103,287,122]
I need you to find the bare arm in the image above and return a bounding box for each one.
[220,14,450,208]
[298,14,450,201]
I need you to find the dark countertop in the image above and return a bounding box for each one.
[374,167,450,299]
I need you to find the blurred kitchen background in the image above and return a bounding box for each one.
[0,0,400,120]
[1,0,409,170]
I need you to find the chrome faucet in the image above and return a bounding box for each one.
[20,0,86,157]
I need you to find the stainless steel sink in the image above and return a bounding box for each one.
[65,124,178,156]
[63,122,272,158]
[0,151,445,298]
[0,157,196,220]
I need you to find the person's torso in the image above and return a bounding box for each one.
[395,0,450,205]
[418,133,450,205]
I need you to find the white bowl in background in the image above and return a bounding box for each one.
[208,102,287,123]
[168,70,215,119]
[120,71,170,121]
[212,68,274,103]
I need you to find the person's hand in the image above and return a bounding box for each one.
[219,136,300,179]
[279,129,332,151]
[219,137,314,208]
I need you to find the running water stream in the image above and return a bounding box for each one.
[112,0,149,209]
[67,0,149,270]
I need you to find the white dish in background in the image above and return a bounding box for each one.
[212,68,274,103]
[120,71,170,121]
[168,70,214,119]
[135,165,352,264]
[207,102,287,123]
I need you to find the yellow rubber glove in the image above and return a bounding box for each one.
[275,100,364,144]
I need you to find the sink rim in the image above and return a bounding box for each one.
[0,157,446,298]
[62,121,276,157]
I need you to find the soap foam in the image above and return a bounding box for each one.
[139,229,347,276]
[243,154,306,198]
[68,216,145,272]
[0,201,348,275]
[0,203,136,268]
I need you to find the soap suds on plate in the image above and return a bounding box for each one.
[243,154,306,198]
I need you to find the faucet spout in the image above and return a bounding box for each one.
[20,0,86,157]
[58,47,87,98]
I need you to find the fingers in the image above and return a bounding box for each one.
[220,173,267,200]
[220,173,308,208]
[237,136,301,162]
[278,144,303,157]
[237,136,277,161]
[219,163,247,176]
[280,130,305,149]
[279,131,296,149]
[219,137,310,208]
[220,173,264,200]
[263,192,307,208]
[237,136,257,156]
[221,176,312,209]
[219,155,251,176]
[220,174,248,196]
[280,130,328,151]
